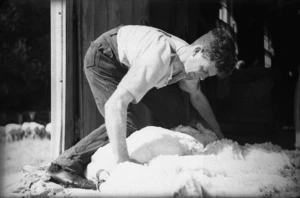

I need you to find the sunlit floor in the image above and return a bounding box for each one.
[0,138,52,177]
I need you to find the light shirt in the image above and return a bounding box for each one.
[117,25,188,103]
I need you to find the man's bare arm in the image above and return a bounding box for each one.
[104,86,134,165]
[179,79,224,139]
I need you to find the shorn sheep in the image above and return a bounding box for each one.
[45,122,52,139]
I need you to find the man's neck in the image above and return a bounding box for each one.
[172,56,185,75]
[177,45,191,65]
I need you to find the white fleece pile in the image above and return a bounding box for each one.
[85,125,300,198]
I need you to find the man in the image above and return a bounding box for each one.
[47,25,237,188]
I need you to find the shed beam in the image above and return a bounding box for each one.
[50,0,75,159]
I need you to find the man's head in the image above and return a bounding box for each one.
[188,28,237,79]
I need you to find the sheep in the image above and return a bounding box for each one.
[21,122,32,138]
[45,122,52,139]
[35,123,46,139]
[5,123,24,142]
[0,126,5,141]
[22,122,46,139]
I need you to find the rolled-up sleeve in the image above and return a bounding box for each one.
[118,37,171,103]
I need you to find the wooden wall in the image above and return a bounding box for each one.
[73,0,222,140]
[76,0,151,140]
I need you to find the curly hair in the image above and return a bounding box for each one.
[192,28,237,78]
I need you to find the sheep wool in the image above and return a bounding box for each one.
[86,125,300,198]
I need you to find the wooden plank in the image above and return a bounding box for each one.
[132,0,149,25]
[120,0,133,25]
[64,0,75,150]
[81,0,98,138]
[174,0,189,39]
[50,0,66,159]
[76,0,84,141]
[94,0,108,38]
[108,0,120,29]
[107,0,132,28]
[149,0,172,31]
[295,66,300,148]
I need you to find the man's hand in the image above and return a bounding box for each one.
[96,169,110,191]
[96,158,141,191]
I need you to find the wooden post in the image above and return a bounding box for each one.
[295,65,300,148]
[50,0,75,159]
[263,25,274,68]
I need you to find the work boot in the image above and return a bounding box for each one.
[46,164,96,190]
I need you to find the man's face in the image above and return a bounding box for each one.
[185,51,217,81]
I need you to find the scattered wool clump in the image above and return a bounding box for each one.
[85,125,300,197]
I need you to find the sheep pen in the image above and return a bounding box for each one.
[1,124,299,198]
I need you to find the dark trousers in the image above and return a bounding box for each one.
[50,26,191,176]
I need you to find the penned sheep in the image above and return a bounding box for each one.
[45,122,52,139]
[22,122,47,139]
[5,123,23,142]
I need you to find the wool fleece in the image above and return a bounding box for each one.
[85,125,300,198]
